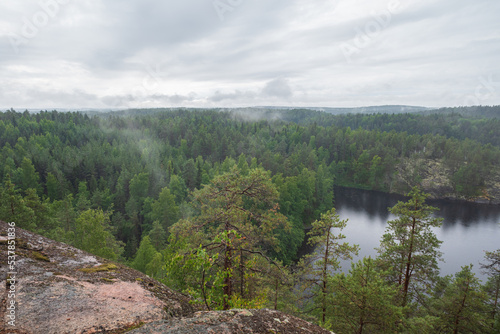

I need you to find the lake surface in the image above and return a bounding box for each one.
[333,187,500,281]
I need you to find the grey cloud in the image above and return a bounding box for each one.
[207,78,294,103]
[1,0,500,109]
[209,90,257,102]
[166,94,198,104]
[262,79,293,98]
[0,85,100,109]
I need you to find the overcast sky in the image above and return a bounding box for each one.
[1,0,499,110]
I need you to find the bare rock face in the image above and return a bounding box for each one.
[392,158,500,204]
[1,222,331,334]
[128,309,333,334]
[0,221,196,334]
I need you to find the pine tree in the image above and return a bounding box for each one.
[182,159,197,190]
[432,265,490,333]
[377,187,443,307]
[330,257,403,333]
[131,236,158,273]
[72,209,123,260]
[0,175,35,229]
[148,187,179,231]
[75,181,91,212]
[169,167,289,310]
[168,174,188,205]
[313,163,333,216]
[148,220,167,251]
[46,172,60,201]
[24,188,56,232]
[298,208,358,324]
[237,153,250,176]
[482,250,500,331]
[54,194,76,232]
[483,275,500,333]
[129,172,150,207]
[17,157,41,194]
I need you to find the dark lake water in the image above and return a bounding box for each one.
[333,187,500,281]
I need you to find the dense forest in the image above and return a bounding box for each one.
[1,108,499,332]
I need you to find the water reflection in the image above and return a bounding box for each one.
[333,187,500,280]
[427,198,500,229]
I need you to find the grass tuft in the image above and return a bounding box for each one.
[79,263,118,273]
[31,251,50,262]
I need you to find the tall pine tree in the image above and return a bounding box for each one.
[377,187,443,307]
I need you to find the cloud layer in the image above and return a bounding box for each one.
[1,0,499,109]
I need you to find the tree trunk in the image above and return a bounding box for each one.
[402,216,416,307]
[240,248,244,298]
[357,319,365,334]
[223,243,232,310]
[492,279,500,323]
[357,261,370,334]
[274,278,279,310]
[201,268,210,310]
[398,239,406,286]
[322,227,331,324]
[453,277,470,334]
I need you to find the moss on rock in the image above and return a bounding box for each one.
[79,263,118,273]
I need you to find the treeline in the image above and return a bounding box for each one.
[1,109,499,260]
[314,112,500,147]
[421,105,500,119]
[241,106,500,147]
[0,109,335,263]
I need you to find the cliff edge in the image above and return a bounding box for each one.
[0,221,331,334]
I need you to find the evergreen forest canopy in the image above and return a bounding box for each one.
[0,106,499,332]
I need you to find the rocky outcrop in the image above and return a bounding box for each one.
[0,220,197,334]
[0,222,331,334]
[128,309,332,334]
[391,158,500,204]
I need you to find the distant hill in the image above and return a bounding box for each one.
[277,105,430,114]
[420,105,500,118]
[13,105,500,119]
[245,105,430,115]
